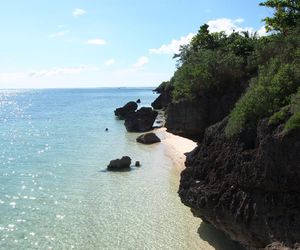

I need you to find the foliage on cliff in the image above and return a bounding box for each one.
[225,25,300,136]
[260,0,300,33]
[172,25,258,101]
[160,0,300,137]
[284,87,300,133]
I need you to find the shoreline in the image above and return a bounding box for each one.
[155,127,197,170]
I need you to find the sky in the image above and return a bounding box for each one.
[0,0,272,89]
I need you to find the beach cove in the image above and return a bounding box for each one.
[0,88,242,250]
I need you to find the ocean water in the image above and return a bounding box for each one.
[0,88,240,250]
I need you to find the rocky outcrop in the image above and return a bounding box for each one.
[114,101,138,120]
[124,107,158,132]
[166,92,239,141]
[136,132,161,144]
[265,242,300,250]
[151,81,173,110]
[179,117,300,249]
[107,156,131,171]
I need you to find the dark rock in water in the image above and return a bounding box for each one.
[179,117,300,249]
[107,156,131,171]
[136,99,141,103]
[136,132,161,144]
[114,101,138,120]
[166,92,239,141]
[135,161,141,167]
[125,107,158,132]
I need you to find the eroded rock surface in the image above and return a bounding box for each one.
[179,117,300,249]
[124,107,158,132]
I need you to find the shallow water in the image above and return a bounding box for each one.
[0,88,239,249]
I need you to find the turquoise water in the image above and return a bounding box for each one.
[0,88,237,250]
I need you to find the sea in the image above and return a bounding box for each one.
[0,88,242,250]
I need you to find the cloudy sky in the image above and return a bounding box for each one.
[0,0,271,88]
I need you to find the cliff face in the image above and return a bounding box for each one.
[178,117,300,249]
[151,82,173,110]
[165,92,239,141]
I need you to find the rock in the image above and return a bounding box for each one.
[136,99,141,103]
[136,133,161,144]
[264,242,300,250]
[165,92,240,141]
[124,107,158,132]
[179,117,300,249]
[107,156,131,171]
[114,101,138,120]
[135,161,141,167]
[151,81,173,110]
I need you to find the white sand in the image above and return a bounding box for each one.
[155,128,197,170]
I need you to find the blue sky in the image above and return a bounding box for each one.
[0,0,271,88]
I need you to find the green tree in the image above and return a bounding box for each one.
[260,0,300,33]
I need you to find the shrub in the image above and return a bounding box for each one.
[284,88,300,134]
[268,105,290,125]
[225,59,300,137]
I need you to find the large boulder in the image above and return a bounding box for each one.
[179,117,300,249]
[107,156,131,171]
[136,133,161,144]
[114,101,138,120]
[124,107,158,132]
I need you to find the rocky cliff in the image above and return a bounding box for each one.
[151,81,173,110]
[178,117,300,249]
[165,92,239,141]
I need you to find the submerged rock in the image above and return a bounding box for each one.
[124,107,158,132]
[114,101,138,120]
[107,156,131,171]
[179,117,300,249]
[136,132,161,144]
[136,99,141,103]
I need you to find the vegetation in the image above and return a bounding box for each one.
[225,55,300,136]
[161,0,300,137]
[268,105,290,125]
[172,25,258,100]
[284,87,300,133]
[259,0,300,33]
[226,13,300,136]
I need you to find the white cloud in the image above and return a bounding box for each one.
[0,72,27,82]
[28,66,99,78]
[105,59,115,66]
[207,18,254,34]
[207,18,268,36]
[48,30,69,38]
[87,39,107,45]
[0,66,99,83]
[133,56,149,68]
[257,26,267,36]
[149,33,195,55]
[72,8,86,17]
[150,18,268,55]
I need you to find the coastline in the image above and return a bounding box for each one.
[155,127,197,170]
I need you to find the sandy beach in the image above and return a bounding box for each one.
[155,128,197,170]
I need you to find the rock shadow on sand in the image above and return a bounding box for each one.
[198,222,245,250]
